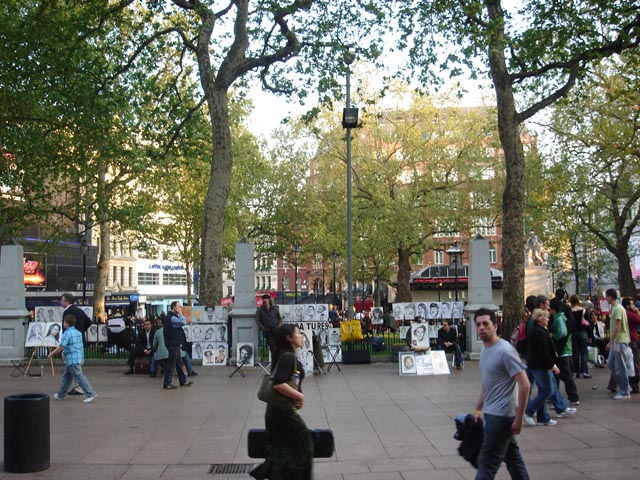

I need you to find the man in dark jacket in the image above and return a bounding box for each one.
[162,302,192,389]
[125,318,155,375]
[437,320,463,369]
[255,294,283,360]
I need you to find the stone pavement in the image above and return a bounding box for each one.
[1,360,639,479]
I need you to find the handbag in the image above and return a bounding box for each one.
[340,319,364,342]
[257,355,298,409]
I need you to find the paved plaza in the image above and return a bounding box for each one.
[1,360,639,479]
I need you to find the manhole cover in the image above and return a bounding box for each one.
[209,463,256,475]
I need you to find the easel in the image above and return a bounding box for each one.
[257,351,272,375]
[323,345,342,372]
[24,347,55,377]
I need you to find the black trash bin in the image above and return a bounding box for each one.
[4,393,50,473]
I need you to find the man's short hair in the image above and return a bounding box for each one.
[536,295,549,308]
[474,308,496,324]
[622,297,632,308]
[525,295,538,313]
[605,288,618,300]
[261,294,271,300]
[61,293,74,304]
[170,301,180,310]
[64,314,76,327]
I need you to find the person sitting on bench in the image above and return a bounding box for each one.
[125,318,156,375]
[437,320,463,369]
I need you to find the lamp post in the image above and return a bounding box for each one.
[293,243,301,304]
[81,237,88,305]
[330,252,338,307]
[343,49,358,319]
[446,242,464,302]
[434,268,442,302]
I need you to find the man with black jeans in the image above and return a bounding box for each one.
[255,294,282,360]
[437,320,463,369]
[163,302,192,390]
[472,308,530,480]
[125,318,155,375]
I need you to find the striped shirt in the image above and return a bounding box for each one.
[59,326,84,365]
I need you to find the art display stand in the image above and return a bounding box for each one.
[229,357,248,378]
[398,350,450,376]
[24,348,55,377]
[323,345,342,372]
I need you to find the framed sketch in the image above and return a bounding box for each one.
[416,302,428,320]
[393,303,404,321]
[328,328,342,346]
[440,302,452,320]
[215,305,228,322]
[293,305,304,322]
[411,322,429,349]
[404,303,416,321]
[303,304,316,322]
[598,298,610,313]
[237,343,254,367]
[191,306,205,323]
[371,307,384,325]
[191,325,204,342]
[415,352,434,376]
[81,306,93,321]
[182,324,192,342]
[317,328,329,345]
[34,306,47,322]
[399,352,417,375]
[25,323,44,347]
[214,324,227,342]
[203,325,216,342]
[98,324,109,342]
[86,324,98,342]
[192,342,204,360]
[431,350,451,375]
[202,349,215,366]
[280,305,293,323]
[43,322,62,347]
[452,301,464,319]
[202,306,216,323]
[399,326,409,340]
[213,342,227,365]
[427,302,440,321]
[316,304,329,322]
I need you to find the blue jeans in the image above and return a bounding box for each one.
[182,351,194,373]
[609,343,630,395]
[57,363,96,399]
[475,414,529,480]
[526,369,554,423]
[442,343,463,367]
[163,346,187,387]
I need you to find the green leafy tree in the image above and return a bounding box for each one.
[394,0,640,331]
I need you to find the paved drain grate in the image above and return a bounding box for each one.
[209,463,256,475]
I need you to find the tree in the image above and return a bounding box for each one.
[157,0,385,305]
[549,55,640,297]
[395,0,640,333]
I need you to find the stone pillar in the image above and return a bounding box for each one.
[464,234,499,360]
[230,238,260,362]
[0,245,30,361]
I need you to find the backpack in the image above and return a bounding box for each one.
[515,318,529,354]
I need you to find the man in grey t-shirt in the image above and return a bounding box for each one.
[472,308,530,480]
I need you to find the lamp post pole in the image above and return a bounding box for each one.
[446,243,464,302]
[293,244,301,304]
[81,237,88,305]
[330,252,338,307]
[343,50,358,319]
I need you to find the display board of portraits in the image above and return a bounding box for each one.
[181,305,228,365]
[392,301,464,320]
[34,306,63,323]
[399,350,450,376]
[280,304,330,323]
[25,322,62,347]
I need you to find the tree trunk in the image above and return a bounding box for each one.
[570,237,580,295]
[616,249,637,297]
[199,86,233,305]
[396,245,413,302]
[485,0,525,337]
[94,221,111,323]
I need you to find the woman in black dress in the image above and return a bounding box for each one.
[251,324,313,480]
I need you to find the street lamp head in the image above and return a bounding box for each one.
[81,237,89,255]
[344,48,356,65]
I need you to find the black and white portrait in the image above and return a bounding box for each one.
[304,305,316,322]
[25,323,44,347]
[87,324,98,342]
[317,304,329,322]
[204,306,216,323]
[431,350,450,375]
[371,307,383,325]
[81,307,93,321]
[237,343,254,367]
[43,322,62,347]
[35,307,47,323]
[328,328,341,346]
[280,305,293,323]
[416,302,428,320]
[399,326,409,340]
[296,330,314,377]
[98,324,109,342]
[182,324,192,343]
[393,303,404,321]
[452,301,464,319]
[215,306,228,322]
[293,305,304,322]
[411,323,429,349]
[192,342,204,360]
[204,326,215,342]
[440,302,452,320]
[404,303,416,321]
[192,325,204,342]
[428,302,440,320]
[399,352,417,375]
[214,324,227,342]
[202,349,215,366]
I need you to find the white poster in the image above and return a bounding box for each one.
[452,301,464,319]
[316,304,329,322]
[393,303,404,321]
[87,324,98,342]
[416,302,428,319]
[191,324,204,342]
[280,305,293,323]
[328,328,342,346]
[25,323,44,347]
[322,344,342,364]
[411,322,429,349]
[43,322,62,347]
[303,304,317,321]
[415,352,434,376]
[292,305,304,322]
[404,303,416,321]
[431,350,451,375]
[371,307,384,325]
[81,306,94,321]
[399,326,409,340]
[296,330,314,377]
[440,302,452,320]
[98,324,109,342]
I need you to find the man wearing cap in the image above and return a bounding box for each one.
[255,294,283,360]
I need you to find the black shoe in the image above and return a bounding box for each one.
[180,381,193,387]
[125,369,134,375]
[163,384,177,390]
[631,388,640,394]
[68,387,83,395]
[188,370,198,376]
[607,387,618,393]
[150,373,157,378]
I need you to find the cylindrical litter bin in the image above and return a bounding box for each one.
[4,393,50,473]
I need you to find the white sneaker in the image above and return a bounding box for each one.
[523,414,537,426]
[53,393,62,401]
[538,419,557,426]
[83,394,98,404]
[614,394,631,400]
[557,407,576,417]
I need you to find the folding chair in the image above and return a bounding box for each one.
[10,359,27,378]
[323,345,342,372]
[229,358,248,378]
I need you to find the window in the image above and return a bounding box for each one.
[474,218,497,237]
[112,266,117,284]
[434,250,444,264]
[227,286,233,297]
[138,272,159,285]
[128,267,133,286]
[314,254,323,269]
[267,276,272,289]
[481,167,495,180]
[489,246,497,264]
[413,253,424,265]
[120,267,125,286]
[163,273,187,286]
